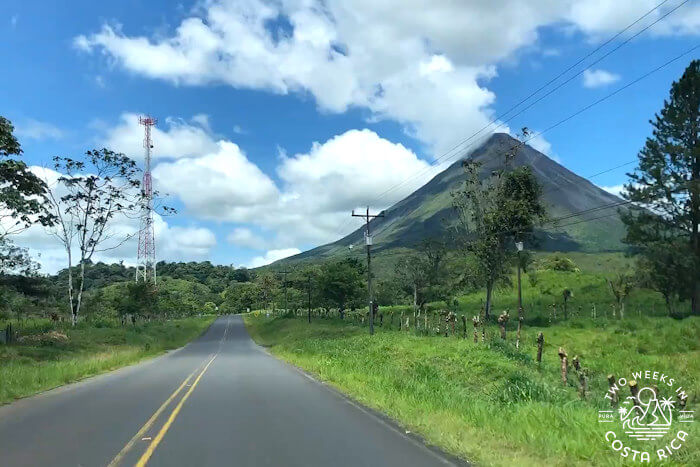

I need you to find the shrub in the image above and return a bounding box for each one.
[536,254,580,272]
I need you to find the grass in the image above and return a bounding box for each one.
[0,316,215,405]
[380,268,675,325]
[244,313,699,466]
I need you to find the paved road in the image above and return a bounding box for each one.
[0,315,462,466]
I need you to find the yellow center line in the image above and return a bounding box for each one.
[107,356,212,467]
[136,353,218,467]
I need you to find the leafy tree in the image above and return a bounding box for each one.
[635,241,692,316]
[0,239,39,275]
[221,282,260,313]
[607,273,635,319]
[451,159,545,318]
[124,281,159,321]
[536,254,580,273]
[0,116,54,240]
[291,265,321,322]
[46,150,143,325]
[394,239,451,317]
[318,258,364,318]
[621,60,699,315]
[255,273,279,312]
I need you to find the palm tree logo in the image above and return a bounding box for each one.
[619,387,673,441]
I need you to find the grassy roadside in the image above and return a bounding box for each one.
[0,316,216,405]
[244,314,699,466]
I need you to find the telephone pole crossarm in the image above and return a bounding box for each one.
[351,207,385,335]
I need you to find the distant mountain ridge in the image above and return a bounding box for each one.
[274,133,629,266]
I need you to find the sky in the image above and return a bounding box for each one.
[1,0,698,273]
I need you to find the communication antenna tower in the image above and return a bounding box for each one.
[136,116,157,283]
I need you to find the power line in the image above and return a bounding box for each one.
[348,42,697,244]
[330,17,691,243]
[327,3,693,253]
[366,0,688,207]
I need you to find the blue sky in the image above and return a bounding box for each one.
[1,0,698,272]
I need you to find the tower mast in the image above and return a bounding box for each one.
[136,116,157,283]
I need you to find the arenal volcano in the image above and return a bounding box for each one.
[274,132,630,266]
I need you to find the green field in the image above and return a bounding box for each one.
[0,316,215,405]
[244,310,699,466]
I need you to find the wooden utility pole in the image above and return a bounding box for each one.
[279,270,290,315]
[307,275,312,323]
[352,206,385,335]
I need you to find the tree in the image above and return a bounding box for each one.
[394,239,451,320]
[0,116,54,240]
[0,117,54,277]
[451,157,545,319]
[607,273,635,319]
[0,239,39,275]
[124,281,158,322]
[635,242,692,316]
[291,265,320,322]
[318,258,364,318]
[254,273,279,312]
[221,282,260,313]
[621,60,699,315]
[46,149,143,326]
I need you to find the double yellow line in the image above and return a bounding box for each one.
[109,318,229,466]
[136,354,217,466]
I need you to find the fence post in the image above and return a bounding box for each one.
[536,332,544,363]
[558,347,568,386]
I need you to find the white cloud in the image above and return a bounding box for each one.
[102,112,219,160]
[600,184,627,198]
[247,248,301,268]
[582,68,621,88]
[8,166,218,273]
[120,116,441,249]
[74,1,700,154]
[227,228,267,250]
[15,119,63,141]
[152,140,279,220]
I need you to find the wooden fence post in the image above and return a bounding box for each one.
[461,315,467,338]
[629,380,641,415]
[536,332,544,363]
[558,347,568,386]
[498,311,509,340]
[472,316,479,343]
[607,374,619,407]
[573,356,588,399]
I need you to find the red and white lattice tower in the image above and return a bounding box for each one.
[136,116,157,283]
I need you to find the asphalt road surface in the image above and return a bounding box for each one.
[0,315,464,466]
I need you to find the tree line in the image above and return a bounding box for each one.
[1,60,698,325]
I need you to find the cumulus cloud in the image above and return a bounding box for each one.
[74,1,700,154]
[227,228,267,250]
[582,68,621,88]
[247,248,301,268]
[152,141,279,220]
[600,184,628,198]
[14,119,63,141]
[102,112,219,160]
[9,166,217,273]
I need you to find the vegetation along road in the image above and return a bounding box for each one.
[0,315,463,467]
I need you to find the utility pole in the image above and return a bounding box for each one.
[352,206,385,335]
[307,275,312,324]
[515,241,524,349]
[279,270,290,316]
